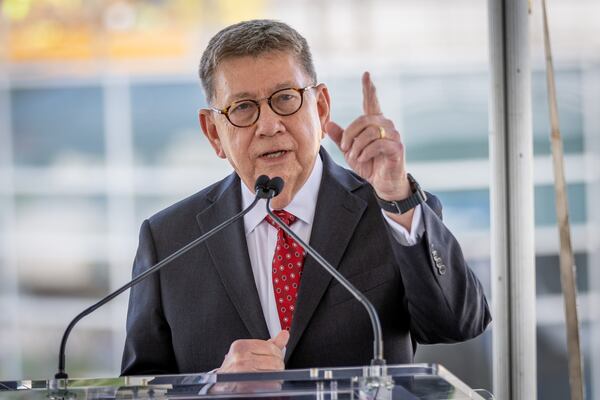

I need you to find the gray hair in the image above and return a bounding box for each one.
[199,19,317,103]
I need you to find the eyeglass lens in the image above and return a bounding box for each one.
[228,88,303,127]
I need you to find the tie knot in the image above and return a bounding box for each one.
[265,210,298,228]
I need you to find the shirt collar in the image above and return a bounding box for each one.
[241,155,323,234]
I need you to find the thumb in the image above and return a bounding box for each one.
[325,121,344,149]
[269,330,290,350]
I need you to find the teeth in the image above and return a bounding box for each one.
[264,150,285,158]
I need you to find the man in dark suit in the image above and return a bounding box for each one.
[121,19,491,376]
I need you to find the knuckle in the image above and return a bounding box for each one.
[361,115,374,125]
[350,137,362,150]
[230,339,247,353]
[270,342,283,355]
[358,116,373,128]
[227,353,242,366]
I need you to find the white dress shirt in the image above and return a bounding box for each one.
[241,156,424,338]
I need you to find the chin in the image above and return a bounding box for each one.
[270,190,293,210]
[267,165,291,178]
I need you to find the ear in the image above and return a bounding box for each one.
[315,84,331,139]
[199,109,227,159]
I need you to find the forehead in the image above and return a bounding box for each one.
[212,51,311,103]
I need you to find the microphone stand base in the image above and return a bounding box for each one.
[352,365,394,400]
[48,378,67,391]
[47,378,75,400]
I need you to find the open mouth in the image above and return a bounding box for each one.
[260,150,288,159]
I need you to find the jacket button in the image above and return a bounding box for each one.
[438,265,447,275]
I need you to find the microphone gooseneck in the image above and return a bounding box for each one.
[54,176,271,380]
[265,177,385,366]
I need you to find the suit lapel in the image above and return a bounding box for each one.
[196,175,270,340]
[285,150,367,362]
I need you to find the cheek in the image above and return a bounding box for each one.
[308,120,324,149]
[221,127,248,159]
[306,106,324,142]
[297,131,322,166]
[296,110,322,145]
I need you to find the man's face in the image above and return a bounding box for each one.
[199,51,330,209]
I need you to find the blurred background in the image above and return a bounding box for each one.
[0,0,598,398]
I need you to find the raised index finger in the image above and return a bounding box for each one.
[362,71,382,116]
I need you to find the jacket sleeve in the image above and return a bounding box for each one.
[121,219,179,376]
[389,194,492,344]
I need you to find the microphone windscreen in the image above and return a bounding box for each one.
[268,177,285,196]
[254,175,270,192]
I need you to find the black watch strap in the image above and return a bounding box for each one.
[375,173,427,214]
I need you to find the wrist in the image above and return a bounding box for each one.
[375,176,412,202]
[375,174,426,214]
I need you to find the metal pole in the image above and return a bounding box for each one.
[488,1,537,399]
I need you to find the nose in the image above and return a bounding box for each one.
[254,101,284,137]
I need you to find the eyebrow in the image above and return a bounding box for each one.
[226,81,301,103]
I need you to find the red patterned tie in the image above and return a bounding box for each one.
[265,210,305,331]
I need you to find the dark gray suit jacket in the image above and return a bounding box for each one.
[121,148,491,375]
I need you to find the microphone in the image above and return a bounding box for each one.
[264,177,386,367]
[256,175,281,199]
[254,174,270,195]
[54,176,272,381]
[258,176,284,199]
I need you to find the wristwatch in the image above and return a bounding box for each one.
[375,173,427,214]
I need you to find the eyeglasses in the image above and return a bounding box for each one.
[210,85,317,128]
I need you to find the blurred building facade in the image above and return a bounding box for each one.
[0,1,598,399]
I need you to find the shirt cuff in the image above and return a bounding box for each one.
[381,204,424,246]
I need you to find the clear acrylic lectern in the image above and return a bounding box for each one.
[1,363,494,399]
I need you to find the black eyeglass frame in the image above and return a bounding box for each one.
[210,85,317,128]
